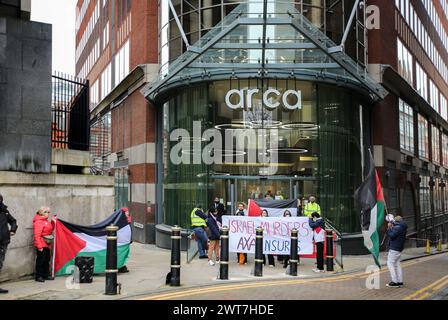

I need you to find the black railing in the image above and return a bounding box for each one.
[52,72,90,151]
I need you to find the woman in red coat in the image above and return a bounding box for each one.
[33,207,55,282]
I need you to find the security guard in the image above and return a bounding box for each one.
[190,205,208,259]
[304,196,321,217]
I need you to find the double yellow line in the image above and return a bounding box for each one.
[403,274,448,300]
[139,254,443,300]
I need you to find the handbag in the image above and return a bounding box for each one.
[43,235,54,244]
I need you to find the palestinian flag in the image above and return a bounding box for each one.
[247,199,298,217]
[354,150,385,268]
[53,209,131,276]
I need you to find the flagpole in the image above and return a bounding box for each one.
[51,216,57,278]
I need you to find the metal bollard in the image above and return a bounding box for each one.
[219,226,229,280]
[105,224,119,295]
[437,239,442,252]
[254,227,264,277]
[170,225,181,286]
[289,229,298,276]
[425,239,431,254]
[326,229,334,272]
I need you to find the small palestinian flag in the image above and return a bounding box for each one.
[354,150,385,268]
[247,199,298,217]
[53,209,131,275]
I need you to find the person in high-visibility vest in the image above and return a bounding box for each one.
[190,205,209,259]
[304,196,321,217]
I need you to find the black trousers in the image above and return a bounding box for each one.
[263,254,275,266]
[0,243,8,272]
[35,248,51,279]
[316,242,324,271]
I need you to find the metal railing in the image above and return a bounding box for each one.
[51,72,90,151]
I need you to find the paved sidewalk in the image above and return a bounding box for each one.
[0,243,445,300]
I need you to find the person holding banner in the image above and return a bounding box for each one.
[190,205,209,259]
[235,203,248,264]
[33,207,55,282]
[261,210,275,267]
[309,212,325,273]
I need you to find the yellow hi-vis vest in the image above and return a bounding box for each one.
[190,208,206,227]
[304,202,321,217]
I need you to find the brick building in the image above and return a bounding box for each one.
[80,0,448,252]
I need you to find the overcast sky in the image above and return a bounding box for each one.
[31,0,77,76]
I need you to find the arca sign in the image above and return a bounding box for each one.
[225,88,302,110]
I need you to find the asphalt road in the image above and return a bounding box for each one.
[138,253,448,300]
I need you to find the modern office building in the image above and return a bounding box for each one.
[81,0,448,252]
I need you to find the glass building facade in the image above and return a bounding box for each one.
[145,0,386,234]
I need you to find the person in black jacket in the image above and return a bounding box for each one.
[206,208,222,266]
[0,194,18,294]
[386,215,408,288]
[210,197,226,218]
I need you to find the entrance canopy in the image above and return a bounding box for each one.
[142,0,387,103]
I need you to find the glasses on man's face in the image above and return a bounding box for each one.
[44,210,50,213]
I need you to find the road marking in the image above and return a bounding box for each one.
[403,274,448,300]
[140,254,444,300]
[403,275,448,300]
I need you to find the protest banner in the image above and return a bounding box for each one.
[221,216,314,255]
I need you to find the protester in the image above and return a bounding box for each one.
[33,207,55,282]
[235,202,247,216]
[190,204,209,259]
[235,203,248,264]
[210,197,226,218]
[275,191,284,200]
[304,196,321,217]
[0,194,18,294]
[309,212,325,273]
[206,208,222,266]
[281,210,293,268]
[261,210,275,267]
[265,190,274,200]
[386,215,408,288]
[118,207,131,273]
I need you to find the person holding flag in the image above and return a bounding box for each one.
[385,215,407,288]
[354,149,386,268]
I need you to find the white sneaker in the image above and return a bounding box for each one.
[312,268,321,273]
[216,260,220,264]
[208,260,215,266]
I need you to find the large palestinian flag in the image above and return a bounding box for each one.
[53,209,131,276]
[247,199,298,217]
[354,150,385,268]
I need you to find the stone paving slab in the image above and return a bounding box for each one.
[0,242,445,300]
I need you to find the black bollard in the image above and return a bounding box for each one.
[254,227,264,277]
[105,224,119,295]
[170,225,181,286]
[326,229,334,272]
[219,226,229,280]
[289,228,298,276]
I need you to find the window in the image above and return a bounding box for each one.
[429,80,439,112]
[114,40,130,86]
[432,125,440,164]
[416,63,428,101]
[419,176,431,218]
[100,63,112,100]
[397,38,413,84]
[103,21,109,50]
[418,114,429,159]
[399,99,414,153]
[440,94,447,121]
[442,133,448,168]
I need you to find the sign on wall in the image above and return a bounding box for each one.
[221,216,314,255]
